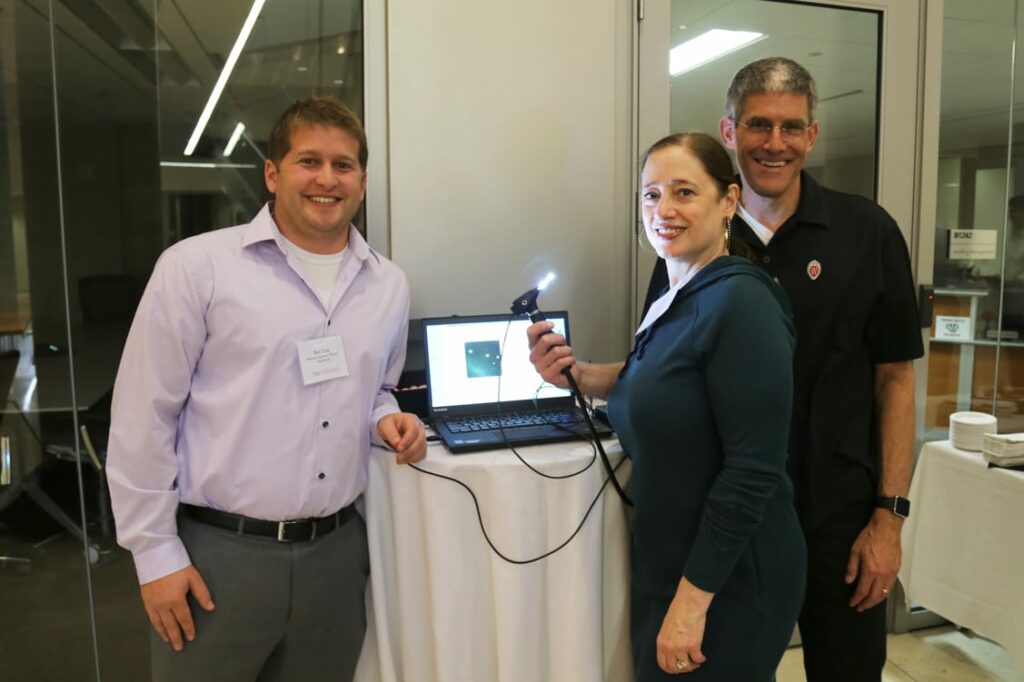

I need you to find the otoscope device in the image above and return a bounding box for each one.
[511,274,633,506]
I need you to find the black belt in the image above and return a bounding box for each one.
[180,503,356,542]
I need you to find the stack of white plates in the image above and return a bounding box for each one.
[950,412,998,451]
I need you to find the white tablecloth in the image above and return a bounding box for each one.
[354,440,633,682]
[899,440,1024,672]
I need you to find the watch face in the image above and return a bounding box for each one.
[894,497,910,518]
[878,496,910,518]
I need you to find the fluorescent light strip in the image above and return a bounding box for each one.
[241,129,267,162]
[183,0,266,156]
[160,161,257,169]
[223,122,246,157]
[669,29,766,76]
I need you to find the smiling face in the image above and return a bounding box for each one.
[264,123,366,253]
[720,91,818,206]
[641,145,738,268]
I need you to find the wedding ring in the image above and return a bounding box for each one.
[676,658,689,670]
[882,588,890,594]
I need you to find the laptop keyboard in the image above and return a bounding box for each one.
[442,409,581,433]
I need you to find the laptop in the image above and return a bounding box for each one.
[422,312,614,453]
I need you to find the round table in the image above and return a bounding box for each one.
[355,439,633,682]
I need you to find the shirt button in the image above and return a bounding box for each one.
[762,255,771,264]
[318,472,326,480]
[322,420,329,428]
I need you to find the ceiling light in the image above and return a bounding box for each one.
[337,46,347,55]
[184,0,266,156]
[161,161,257,169]
[669,29,766,76]
[223,122,246,157]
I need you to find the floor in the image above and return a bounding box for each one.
[778,627,1024,681]
[2,462,1022,681]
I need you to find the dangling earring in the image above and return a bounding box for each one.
[637,226,656,255]
[724,217,732,252]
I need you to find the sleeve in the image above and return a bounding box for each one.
[369,268,410,445]
[105,247,209,584]
[682,279,795,593]
[866,213,924,364]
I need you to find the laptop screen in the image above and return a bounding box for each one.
[423,313,572,415]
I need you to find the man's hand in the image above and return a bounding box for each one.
[140,565,214,651]
[526,321,576,388]
[377,412,427,464]
[845,510,902,611]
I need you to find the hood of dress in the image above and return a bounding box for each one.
[673,255,792,317]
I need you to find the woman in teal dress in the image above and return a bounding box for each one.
[528,132,805,680]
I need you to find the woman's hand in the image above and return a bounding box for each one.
[656,577,713,674]
[526,321,576,388]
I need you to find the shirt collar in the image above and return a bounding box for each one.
[241,201,377,266]
[735,171,830,232]
[789,171,829,229]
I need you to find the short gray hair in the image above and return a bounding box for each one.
[726,57,818,122]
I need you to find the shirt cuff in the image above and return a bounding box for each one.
[131,538,192,585]
[370,400,401,447]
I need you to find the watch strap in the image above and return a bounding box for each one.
[875,495,910,518]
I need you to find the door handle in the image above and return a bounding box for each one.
[1,436,11,486]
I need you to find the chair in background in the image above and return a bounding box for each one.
[78,274,141,324]
[0,350,105,568]
[1,350,32,571]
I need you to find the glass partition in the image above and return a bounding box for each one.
[1,1,364,678]
[924,1,1024,438]
[0,0,99,679]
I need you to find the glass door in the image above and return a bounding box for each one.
[635,0,923,326]
[920,0,1024,440]
[634,0,934,636]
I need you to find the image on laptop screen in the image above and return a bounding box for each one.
[424,314,570,412]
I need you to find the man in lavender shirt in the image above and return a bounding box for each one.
[107,97,426,681]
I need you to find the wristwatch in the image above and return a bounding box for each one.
[876,495,911,519]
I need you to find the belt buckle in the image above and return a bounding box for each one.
[276,519,316,542]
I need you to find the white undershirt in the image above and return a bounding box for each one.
[737,204,775,246]
[281,238,346,309]
[636,278,686,335]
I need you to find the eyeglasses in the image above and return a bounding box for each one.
[735,120,812,139]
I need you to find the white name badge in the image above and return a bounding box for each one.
[297,335,348,386]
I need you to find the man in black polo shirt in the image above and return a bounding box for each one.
[645,57,922,680]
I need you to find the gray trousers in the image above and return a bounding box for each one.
[151,512,369,682]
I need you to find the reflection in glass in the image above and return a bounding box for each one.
[668,0,879,200]
[3,1,365,679]
[925,0,1024,437]
[1,1,99,679]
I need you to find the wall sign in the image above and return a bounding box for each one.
[934,315,972,341]
[949,229,998,260]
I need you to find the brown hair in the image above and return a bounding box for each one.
[267,96,368,169]
[640,132,749,259]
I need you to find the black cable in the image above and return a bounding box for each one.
[562,368,633,506]
[404,317,628,563]
[409,456,627,565]
[494,320,597,479]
